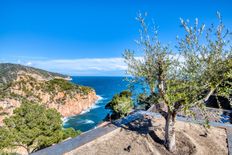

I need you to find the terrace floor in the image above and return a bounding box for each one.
[65,117,228,155]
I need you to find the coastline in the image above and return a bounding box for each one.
[62,95,103,125]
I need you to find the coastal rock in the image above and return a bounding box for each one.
[0,64,98,125]
[48,91,98,117]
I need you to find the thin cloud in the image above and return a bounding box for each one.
[20,58,128,76]
[5,55,182,76]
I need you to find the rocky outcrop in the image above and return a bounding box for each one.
[47,91,98,117]
[0,66,98,125]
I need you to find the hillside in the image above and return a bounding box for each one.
[0,63,98,125]
[0,63,69,85]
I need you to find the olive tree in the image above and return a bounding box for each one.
[178,12,232,106]
[123,12,232,152]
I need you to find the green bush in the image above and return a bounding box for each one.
[45,79,77,92]
[79,86,92,95]
[105,90,133,119]
[0,151,17,155]
[44,79,92,96]
[63,128,81,139]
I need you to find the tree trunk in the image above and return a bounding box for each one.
[164,113,176,152]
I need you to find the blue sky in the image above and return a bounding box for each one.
[0,0,232,76]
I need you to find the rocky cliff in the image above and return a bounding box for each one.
[0,63,98,125]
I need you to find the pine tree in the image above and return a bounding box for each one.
[0,101,80,154]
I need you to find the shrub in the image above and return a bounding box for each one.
[105,90,133,119]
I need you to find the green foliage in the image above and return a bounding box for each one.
[45,79,77,92]
[177,12,232,109]
[106,90,133,119]
[0,63,67,85]
[0,152,17,155]
[119,90,132,97]
[124,12,232,115]
[79,86,92,95]
[124,13,179,112]
[0,127,13,150]
[0,65,95,107]
[124,12,232,151]
[0,101,80,154]
[62,128,81,139]
[44,79,92,95]
[137,93,159,110]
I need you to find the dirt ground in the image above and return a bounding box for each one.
[68,117,228,155]
[150,117,227,155]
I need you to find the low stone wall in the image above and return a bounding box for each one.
[31,113,144,155]
[32,124,118,155]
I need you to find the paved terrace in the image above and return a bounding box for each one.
[32,107,232,155]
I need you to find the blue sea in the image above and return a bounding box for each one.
[63,76,130,132]
[62,76,232,132]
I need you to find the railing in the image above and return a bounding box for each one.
[147,104,232,126]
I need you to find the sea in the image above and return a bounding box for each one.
[63,76,130,132]
[62,76,232,132]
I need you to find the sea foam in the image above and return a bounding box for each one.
[62,117,69,125]
[97,95,103,100]
[77,119,95,124]
[63,95,103,124]
[80,95,104,115]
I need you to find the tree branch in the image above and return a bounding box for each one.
[155,103,168,118]
[192,85,218,107]
[204,88,215,102]
[173,100,183,113]
[143,100,168,118]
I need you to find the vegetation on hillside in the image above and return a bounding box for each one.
[0,75,93,106]
[0,63,68,84]
[0,63,94,114]
[45,78,92,95]
[123,12,232,152]
[105,90,133,119]
[0,101,80,154]
[0,64,95,154]
[0,63,95,154]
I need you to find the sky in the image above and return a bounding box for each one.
[0,0,232,76]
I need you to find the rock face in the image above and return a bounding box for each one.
[49,91,98,117]
[0,63,98,125]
